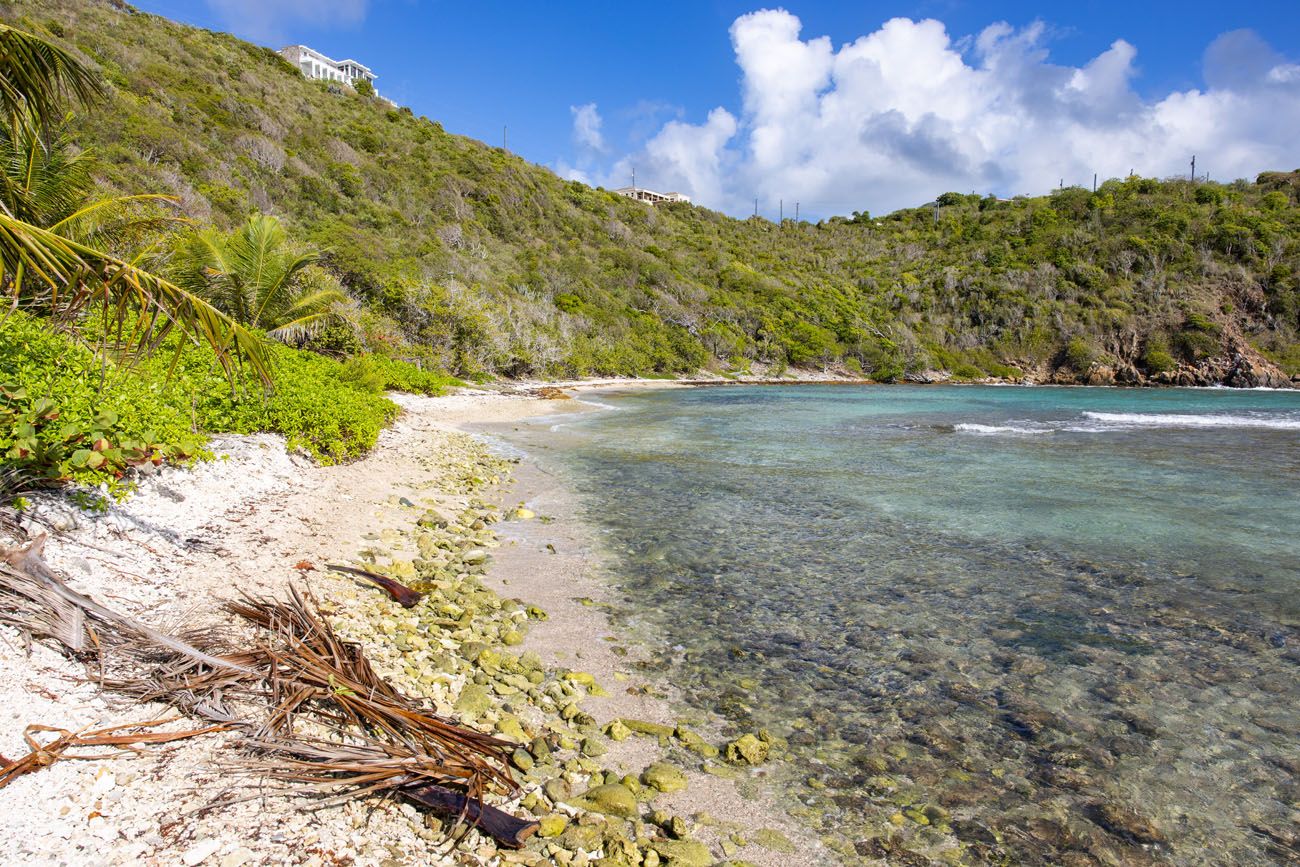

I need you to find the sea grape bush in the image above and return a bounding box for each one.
[0,312,454,496]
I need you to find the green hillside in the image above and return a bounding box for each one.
[8,0,1300,385]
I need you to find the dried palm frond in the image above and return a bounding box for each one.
[1,534,254,673]
[0,718,227,788]
[0,538,537,848]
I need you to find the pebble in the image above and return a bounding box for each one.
[181,839,222,866]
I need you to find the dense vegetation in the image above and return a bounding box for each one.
[0,8,464,499]
[1,309,456,498]
[10,0,1296,385]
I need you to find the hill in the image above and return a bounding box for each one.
[8,0,1300,386]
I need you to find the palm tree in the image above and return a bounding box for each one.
[172,214,350,343]
[0,24,270,384]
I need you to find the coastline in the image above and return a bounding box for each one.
[0,386,823,866]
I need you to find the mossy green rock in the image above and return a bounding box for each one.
[620,718,676,739]
[641,762,688,794]
[453,683,492,718]
[560,823,605,851]
[543,777,571,803]
[753,828,796,853]
[674,727,719,758]
[725,733,769,765]
[570,783,640,819]
[648,840,713,867]
[604,719,633,741]
[538,814,569,838]
[510,747,534,772]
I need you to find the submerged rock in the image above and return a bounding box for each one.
[1088,801,1166,846]
[641,762,688,794]
[619,718,676,739]
[725,733,770,765]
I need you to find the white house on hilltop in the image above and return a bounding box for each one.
[279,44,378,90]
[614,186,691,205]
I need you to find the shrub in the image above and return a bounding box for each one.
[984,361,1023,380]
[1063,336,1096,371]
[365,355,463,394]
[0,311,452,501]
[1262,190,1289,211]
[339,356,387,393]
[1194,186,1224,205]
[1141,336,1177,373]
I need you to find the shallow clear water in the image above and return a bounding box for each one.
[521,385,1300,864]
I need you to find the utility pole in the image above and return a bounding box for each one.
[795,202,799,223]
[503,125,508,150]
[753,198,758,218]
[779,199,783,223]
[1093,173,1097,192]
[632,166,636,190]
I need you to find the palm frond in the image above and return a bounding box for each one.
[0,113,94,225]
[0,25,102,125]
[0,211,271,385]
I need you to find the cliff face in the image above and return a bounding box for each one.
[9,0,1300,384]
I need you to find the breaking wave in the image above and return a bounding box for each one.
[1081,411,1300,430]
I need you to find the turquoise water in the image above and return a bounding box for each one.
[521,385,1300,864]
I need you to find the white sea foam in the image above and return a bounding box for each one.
[573,398,621,411]
[1081,411,1300,430]
[953,423,1051,435]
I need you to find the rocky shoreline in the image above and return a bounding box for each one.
[0,390,819,867]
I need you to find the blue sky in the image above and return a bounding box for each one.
[132,1,1300,218]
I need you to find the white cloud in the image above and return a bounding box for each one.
[205,0,368,44]
[577,10,1300,218]
[570,103,607,152]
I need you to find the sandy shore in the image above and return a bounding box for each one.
[0,385,825,866]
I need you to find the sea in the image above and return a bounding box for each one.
[507,384,1300,864]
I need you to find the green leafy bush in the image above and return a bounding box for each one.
[1063,337,1096,371]
[0,312,450,499]
[1141,336,1178,373]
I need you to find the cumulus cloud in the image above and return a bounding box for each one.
[205,0,368,44]
[570,103,607,152]
[577,10,1300,218]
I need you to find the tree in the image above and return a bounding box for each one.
[0,24,270,383]
[353,78,374,98]
[172,214,350,343]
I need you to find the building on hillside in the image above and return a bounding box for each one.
[279,44,378,91]
[614,186,691,205]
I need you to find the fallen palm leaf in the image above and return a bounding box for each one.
[0,537,536,848]
[0,718,227,788]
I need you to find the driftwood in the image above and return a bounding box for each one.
[0,535,537,849]
[325,563,422,607]
[401,782,538,849]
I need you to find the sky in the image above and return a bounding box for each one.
[131,1,1300,220]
